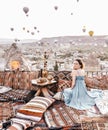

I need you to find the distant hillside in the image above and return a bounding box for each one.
[0,39,14,44]
[39,35,108,45]
[0,39,38,44]
[0,35,108,45]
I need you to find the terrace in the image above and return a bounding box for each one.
[0,69,108,130]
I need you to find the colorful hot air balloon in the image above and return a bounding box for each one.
[23,7,29,16]
[88,31,94,36]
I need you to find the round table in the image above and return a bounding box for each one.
[31,79,57,97]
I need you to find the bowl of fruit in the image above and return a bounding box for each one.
[47,75,53,82]
[37,77,48,84]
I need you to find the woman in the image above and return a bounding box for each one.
[63,59,102,110]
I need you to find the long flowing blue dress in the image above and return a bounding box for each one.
[63,76,102,110]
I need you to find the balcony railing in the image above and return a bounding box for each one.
[85,71,108,77]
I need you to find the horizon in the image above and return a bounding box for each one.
[0,34,108,40]
[0,35,108,45]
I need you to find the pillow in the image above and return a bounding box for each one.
[7,117,36,130]
[85,76,108,90]
[17,96,55,121]
[0,86,12,93]
[95,98,108,115]
[98,76,108,89]
[53,92,64,101]
[57,79,71,92]
[85,77,100,89]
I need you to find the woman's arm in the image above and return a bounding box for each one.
[71,70,76,89]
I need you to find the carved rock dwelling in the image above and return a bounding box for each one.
[4,43,31,71]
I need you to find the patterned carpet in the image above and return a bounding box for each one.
[44,101,85,129]
[0,102,14,121]
[0,101,108,130]
[44,101,108,130]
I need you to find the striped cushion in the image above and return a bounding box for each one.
[7,117,35,130]
[17,96,55,121]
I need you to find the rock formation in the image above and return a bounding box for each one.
[4,43,31,71]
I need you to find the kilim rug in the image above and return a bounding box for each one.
[44,101,85,129]
[0,89,35,103]
[80,121,108,130]
[68,121,108,130]
[0,102,14,121]
[44,101,108,130]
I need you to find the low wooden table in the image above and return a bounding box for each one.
[31,79,57,97]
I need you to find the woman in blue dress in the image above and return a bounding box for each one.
[63,59,101,110]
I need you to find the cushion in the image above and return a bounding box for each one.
[0,86,12,93]
[85,76,108,90]
[17,96,55,121]
[57,79,71,92]
[7,117,36,130]
[85,77,100,89]
[98,75,108,89]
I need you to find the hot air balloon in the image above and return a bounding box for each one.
[54,6,58,10]
[23,7,29,16]
[14,38,18,42]
[34,27,37,30]
[71,13,73,15]
[82,26,86,33]
[31,32,35,35]
[88,31,94,37]
[27,30,29,33]
[10,28,14,31]
[23,27,25,30]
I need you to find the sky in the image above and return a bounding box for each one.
[0,0,108,40]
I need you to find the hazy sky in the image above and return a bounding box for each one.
[0,0,108,40]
